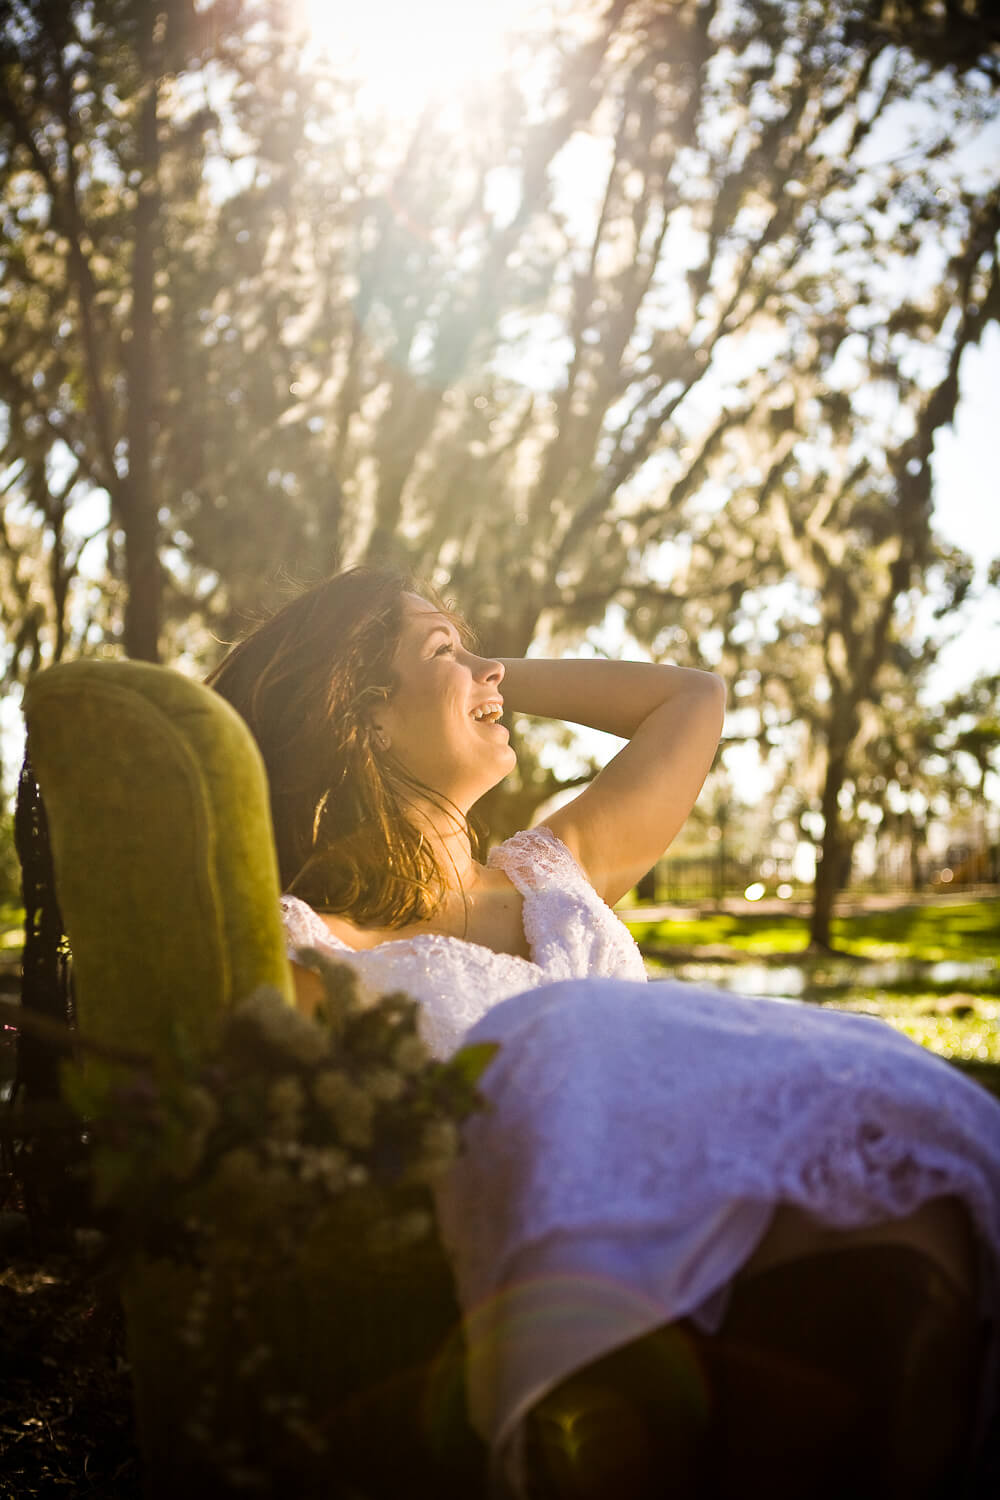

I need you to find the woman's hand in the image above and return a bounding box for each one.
[497,657,726,906]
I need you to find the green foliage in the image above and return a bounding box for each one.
[0,0,994,654]
[844,0,1000,78]
[0,809,21,908]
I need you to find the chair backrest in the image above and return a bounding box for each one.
[22,657,294,1061]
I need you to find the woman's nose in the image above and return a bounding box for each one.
[475,654,504,685]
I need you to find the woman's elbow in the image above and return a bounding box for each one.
[693,672,727,746]
[692,669,727,720]
[705,670,727,705]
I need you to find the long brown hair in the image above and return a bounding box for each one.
[207,567,476,928]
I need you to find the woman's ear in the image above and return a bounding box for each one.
[364,685,393,752]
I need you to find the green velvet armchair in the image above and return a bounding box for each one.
[23,657,295,1056]
[21,658,480,1500]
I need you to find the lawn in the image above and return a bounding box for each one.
[626,899,1000,962]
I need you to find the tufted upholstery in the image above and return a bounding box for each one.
[22,657,294,1061]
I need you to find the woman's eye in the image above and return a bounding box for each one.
[434,641,455,657]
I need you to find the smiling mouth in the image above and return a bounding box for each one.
[472,701,504,724]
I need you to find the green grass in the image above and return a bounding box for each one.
[827,996,1000,1064]
[831,902,999,961]
[627,900,1000,961]
[628,911,811,954]
[0,903,24,952]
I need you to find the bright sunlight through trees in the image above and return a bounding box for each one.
[297,0,570,114]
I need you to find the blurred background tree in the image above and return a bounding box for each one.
[1,0,997,933]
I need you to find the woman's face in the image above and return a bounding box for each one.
[374,594,516,810]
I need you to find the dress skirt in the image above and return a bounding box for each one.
[432,978,1000,1493]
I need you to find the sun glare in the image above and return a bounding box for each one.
[298,0,549,115]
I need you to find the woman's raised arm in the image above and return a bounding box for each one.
[497,657,726,906]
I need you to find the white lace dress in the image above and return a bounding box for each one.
[281,827,1000,1490]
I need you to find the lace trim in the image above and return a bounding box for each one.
[280,894,350,958]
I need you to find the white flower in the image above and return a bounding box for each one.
[364,1067,405,1103]
[297,1145,350,1192]
[312,1070,374,1149]
[216,1148,258,1186]
[234,986,331,1064]
[408,1119,460,1182]
[267,1076,305,1141]
[393,1035,428,1075]
[367,1209,432,1254]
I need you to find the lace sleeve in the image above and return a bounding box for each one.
[488,826,590,892]
[488,825,648,982]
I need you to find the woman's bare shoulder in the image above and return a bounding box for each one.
[309,909,420,952]
[313,909,367,951]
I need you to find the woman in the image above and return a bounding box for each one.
[209,566,1000,1500]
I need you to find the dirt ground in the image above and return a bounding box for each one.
[0,1246,141,1499]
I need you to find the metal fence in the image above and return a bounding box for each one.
[640,842,999,905]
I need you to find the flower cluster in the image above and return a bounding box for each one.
[55,954,497,1493]
[74,950,496,1264]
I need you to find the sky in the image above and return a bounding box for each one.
[926,325,1000,697]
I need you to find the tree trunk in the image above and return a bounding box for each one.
[809,747,849,950]
[123,42,161,662]
[907,811,925,892]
